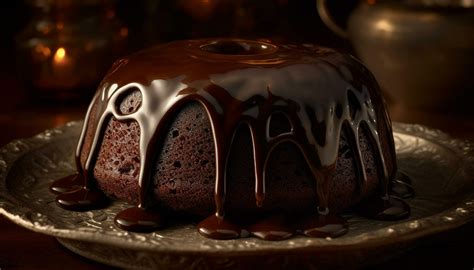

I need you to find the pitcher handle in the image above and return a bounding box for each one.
[316,0,348,38]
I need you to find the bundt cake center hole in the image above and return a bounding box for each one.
[200,40,276,56]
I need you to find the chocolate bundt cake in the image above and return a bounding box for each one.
[51,38,410,240]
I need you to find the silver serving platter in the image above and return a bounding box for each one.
[1,122,473,269]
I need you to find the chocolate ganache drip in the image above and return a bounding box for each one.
[51,39,410,240]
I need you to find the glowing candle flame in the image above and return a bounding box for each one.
[54,47,67,63]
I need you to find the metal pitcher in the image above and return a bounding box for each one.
[317,0,474,113]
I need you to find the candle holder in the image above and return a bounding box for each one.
[15,0,128,101]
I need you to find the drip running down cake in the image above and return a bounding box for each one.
[51,38,411,241]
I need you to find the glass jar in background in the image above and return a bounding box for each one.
[15,0,128,101]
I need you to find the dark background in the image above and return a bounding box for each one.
[0,1,473,269]
[1,0,356,93]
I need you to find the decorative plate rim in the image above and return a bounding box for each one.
[0,121,473,254]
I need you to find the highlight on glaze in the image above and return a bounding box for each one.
[50,39,410,240]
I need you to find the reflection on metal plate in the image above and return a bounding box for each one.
[0,122,473,269]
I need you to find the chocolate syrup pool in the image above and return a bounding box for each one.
[50,39,411,241]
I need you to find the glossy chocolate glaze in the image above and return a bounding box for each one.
[51,38,410,240]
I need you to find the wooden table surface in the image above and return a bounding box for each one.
[0,75,473,269]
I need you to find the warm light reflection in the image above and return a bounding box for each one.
[34,44,51,59]
[367,0,377,5]
[120,27,129,37]
[38,22,52,34]
[179,0,216,20]
[54,47,67,63]
[375,19,394,32]
[53,114,69,127]
[461,0,474,7]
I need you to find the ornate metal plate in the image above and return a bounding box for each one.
[1,122,473,269]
